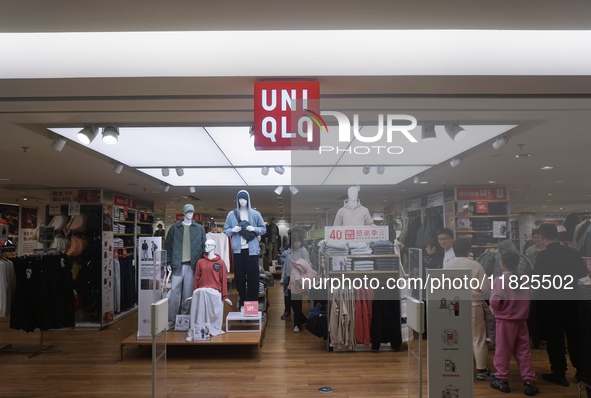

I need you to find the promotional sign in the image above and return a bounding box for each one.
[175,213,201,222]
[475,201,488,214]
[455,186,508,201]
[324,226,388,242]
[427,269,473,398]
[113,194,136,209]
[243,301,259,316]
[137,240,163,338]
[253,81,321,150]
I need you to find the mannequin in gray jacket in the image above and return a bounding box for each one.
[164,204,206,327]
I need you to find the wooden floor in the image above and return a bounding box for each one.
[0,283,587,397]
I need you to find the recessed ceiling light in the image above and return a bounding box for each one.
[547,193,552,196]
[489,180,496,184]
[419,181,428,184]
[515,153,531,158]
[553,180,564,183]
[541,166,554,170]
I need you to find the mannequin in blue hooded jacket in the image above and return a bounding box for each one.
[224,190,266,309]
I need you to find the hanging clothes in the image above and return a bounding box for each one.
[9,254,75,332]
[0,258,16,318]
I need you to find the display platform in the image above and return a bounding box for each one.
[120,327,264,361]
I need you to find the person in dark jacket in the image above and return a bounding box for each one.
[164,204,206,327]
[534,223,588,387]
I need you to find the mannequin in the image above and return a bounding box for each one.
[224,190,266,309]
[164,203,206,327]
[333,186,374,226]
[186,239,232,341]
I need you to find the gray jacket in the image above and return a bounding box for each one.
[164,220,206,269]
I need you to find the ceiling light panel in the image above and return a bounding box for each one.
[235,167,292,186]
[139,167,245,186]
[321,166,430,186]
[207,127,293,167]
[48,127,231,167]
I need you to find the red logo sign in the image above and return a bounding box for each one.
[455,187,508,201]
[253,81,321,150]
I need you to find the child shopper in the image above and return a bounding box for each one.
[490,251,539,396]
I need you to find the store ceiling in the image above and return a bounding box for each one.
[1,1,591,226]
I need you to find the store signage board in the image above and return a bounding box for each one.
[253,81,321,150]
[427,269,473,397]
[455,186,507,201]
[113,194,136,209]
[426,192,444,208]
[50,189,102,204]
[325,226,388,242]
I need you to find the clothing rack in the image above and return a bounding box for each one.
[2,250,69,358]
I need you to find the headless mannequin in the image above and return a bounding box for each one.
[333,186,374,226]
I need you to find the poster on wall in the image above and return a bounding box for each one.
[137,237,163,338]
[0,203,19,236]
[493,221,507,238]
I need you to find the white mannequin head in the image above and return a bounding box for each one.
[205,239,216,254]
[183,211,194,224]
[347,186,359,202]
[238,198,247,207]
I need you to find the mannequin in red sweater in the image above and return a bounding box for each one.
[186,239,232,341]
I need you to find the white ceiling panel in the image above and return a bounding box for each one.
[139,167,245,186]
[322,165,431,186]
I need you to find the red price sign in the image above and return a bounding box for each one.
[476,201,489,213]
[243,301,258,316]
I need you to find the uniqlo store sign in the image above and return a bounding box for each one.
[253,81,321,150]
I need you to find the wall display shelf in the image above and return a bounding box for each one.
[453,186,510,257]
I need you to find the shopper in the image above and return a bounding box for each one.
[436,227,455,265]
[280,228,310,332]
[489,251,538,396]
[524,229,543,261]
[533,223,587,387]
[444,238,494,381]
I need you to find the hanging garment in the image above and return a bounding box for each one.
[189,287,224,336]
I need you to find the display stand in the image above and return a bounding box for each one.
[226,311,262,333]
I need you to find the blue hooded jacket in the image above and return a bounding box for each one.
[224,190,266,255]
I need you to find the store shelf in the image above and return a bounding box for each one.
[137,222,152,226]
[113,233,135,236]
[456,230,493,233]
[114,220,135,224]
[456,215,507,218]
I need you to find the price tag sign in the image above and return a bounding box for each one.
[243,301,258,316]
[49,204,62,216]
[68,203,81,216]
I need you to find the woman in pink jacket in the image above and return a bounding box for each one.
[490,251,538,396]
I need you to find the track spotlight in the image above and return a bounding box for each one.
[161,167,170,177]
[102,126,119,144]
[414,176,421,184]
[189,186,196,194]
[450,158,463,168]
[290,186,299,195]
[175,167,184,177]
[492,136,509,150]
[163,184,170,193]
[113,163,123,174]
[274,166,285,175]
[261,166,269,176]
[274,185,284,195]
[362,166,371,175]
[377,165,385,175]
[77,125,98,145]
[421,124,437,141]
[51,137,66,152]
[445,123,466,141]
